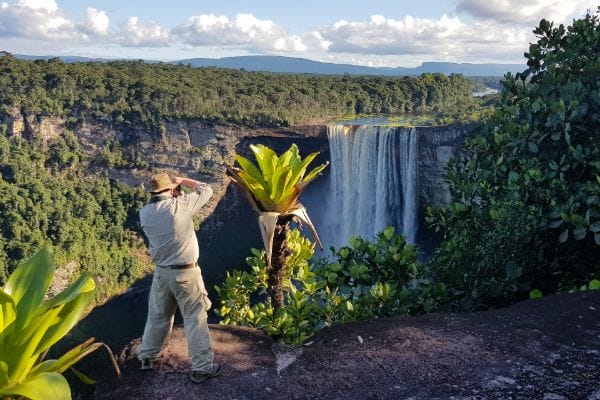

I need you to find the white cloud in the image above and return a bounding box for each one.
[0,1,595,66]
[302,31,332,51]
[17,0,57,13]
[0,0,75,40]
[456,0,597,25]
[114,16,170,47]
[172,13,306,52]
[0,1,172,48]
[83,7,109,36]
[320,14,466,54]
[312,14,532,64]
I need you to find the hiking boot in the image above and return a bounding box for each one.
[190,363,221,383]
[140,358,154,371]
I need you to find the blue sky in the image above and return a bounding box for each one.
[0,0,597,67]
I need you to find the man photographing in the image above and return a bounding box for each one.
[137,172,221,383]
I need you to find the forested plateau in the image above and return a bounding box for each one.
[0,55,486,303]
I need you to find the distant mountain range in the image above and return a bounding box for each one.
[12,54,524,77]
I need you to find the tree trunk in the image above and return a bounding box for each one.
[268,214,294,310]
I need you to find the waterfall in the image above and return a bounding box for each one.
[320,124,418,250]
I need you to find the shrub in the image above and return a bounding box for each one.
[216,227,445,345]
[315,227,446,318]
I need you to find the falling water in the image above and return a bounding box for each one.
[320,124,418,250]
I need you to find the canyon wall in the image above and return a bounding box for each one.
[2,108,466,273]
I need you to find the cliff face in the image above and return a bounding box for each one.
[2,107,64,141]
[2,109,466,273]
[416,125,467,207]
[2,107,325,219]
[3,108,464,213]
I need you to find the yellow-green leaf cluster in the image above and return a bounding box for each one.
[227,144,328,213]
[0,247,106,400]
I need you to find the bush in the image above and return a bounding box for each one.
[216,227,445,344]
[316,227,446,318]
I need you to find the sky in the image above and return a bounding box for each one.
[0,0,597,67]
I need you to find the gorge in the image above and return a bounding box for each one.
[1,109,468,284]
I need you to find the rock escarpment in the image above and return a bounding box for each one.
[3,107,465,217]
[2,109,467,273]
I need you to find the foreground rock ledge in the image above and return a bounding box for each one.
[93,291,600,400]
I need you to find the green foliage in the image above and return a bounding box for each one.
[227,143,328,213]
[216,228,444,345]
[427,9,600,310]
[529,289,543,299]
[0,135,147,300]
[0,247,119,400]
[589,279,600,290]
[316,227,446,318]
[0,55,481,129]
[216,230,323,345]
[98,139,148,169]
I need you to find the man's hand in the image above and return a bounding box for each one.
[172,176,209,190]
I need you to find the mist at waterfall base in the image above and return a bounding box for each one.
[302,122,432,259]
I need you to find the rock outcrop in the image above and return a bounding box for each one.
[2,107,64,140]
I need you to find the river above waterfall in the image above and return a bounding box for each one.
[331,114,440,127]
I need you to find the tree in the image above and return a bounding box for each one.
[427,8,600,309]
[225,144,328,309]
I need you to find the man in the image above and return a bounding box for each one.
[137,172,221,383]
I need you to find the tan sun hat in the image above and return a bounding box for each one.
[147,173,177,194]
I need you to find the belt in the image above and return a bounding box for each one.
[157,263,196,270]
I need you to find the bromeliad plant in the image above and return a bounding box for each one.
[0,247,121,400]
[225,143,328,309]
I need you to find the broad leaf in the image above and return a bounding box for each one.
[30,338,97,375]
[7,305,62,382]
[0,372,71,400]
[33,276,96,358]
[302,163,329,186]
[0,361,8,388]
[5,247,54,332]
[225,165,262,211]
[234,155,267,188]
[250,145,278,182]
[0,289,16,335]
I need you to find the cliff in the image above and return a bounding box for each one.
[2,108,467,275]
[416,125,468,207]
[2,107,465,214]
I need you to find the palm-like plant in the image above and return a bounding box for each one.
[0,247,121,400]
[225,143,328,309]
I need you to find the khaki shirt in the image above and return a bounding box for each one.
[140,183,213,267]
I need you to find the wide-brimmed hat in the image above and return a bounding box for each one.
[147,173,177,194]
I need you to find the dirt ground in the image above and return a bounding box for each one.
[90,290,600,400]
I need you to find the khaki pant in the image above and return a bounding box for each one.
[137,266,214,372]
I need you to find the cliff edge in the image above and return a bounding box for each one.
[90,291,600,400]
